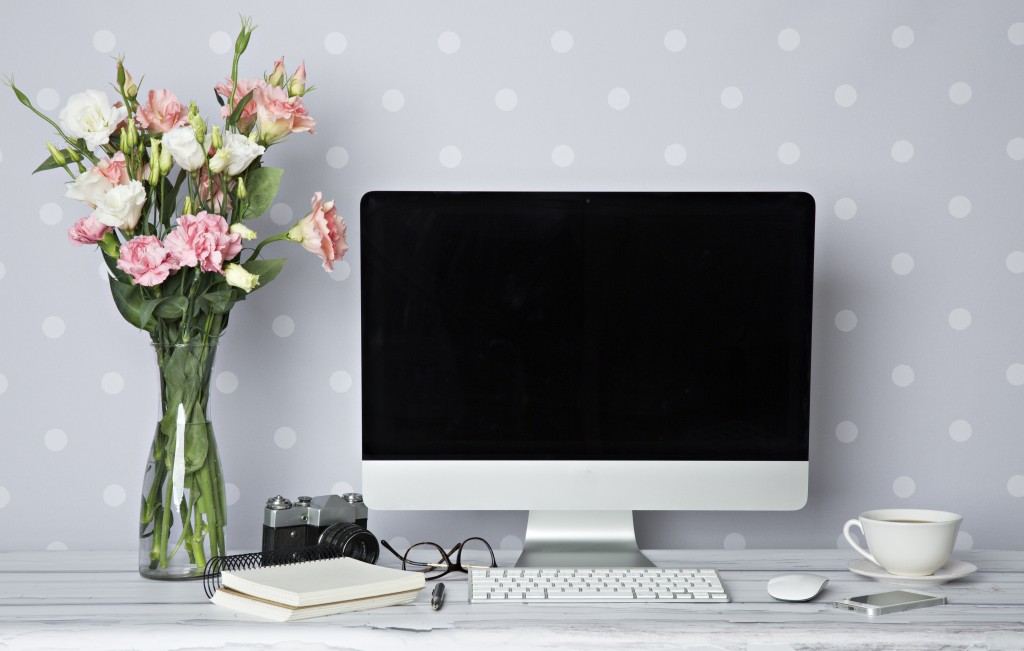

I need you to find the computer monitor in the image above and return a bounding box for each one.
[360,191,815,567]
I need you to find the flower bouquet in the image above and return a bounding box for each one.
[7,19,347,579]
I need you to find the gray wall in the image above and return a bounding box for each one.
[1,0,1023,555]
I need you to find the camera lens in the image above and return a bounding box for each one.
[318,523,380,564]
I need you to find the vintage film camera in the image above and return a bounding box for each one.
[262,493,380,563]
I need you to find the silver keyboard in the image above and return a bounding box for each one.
[469,567,729,603]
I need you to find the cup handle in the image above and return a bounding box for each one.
[843,518,879,566]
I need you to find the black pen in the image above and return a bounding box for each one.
[431,582,446,610]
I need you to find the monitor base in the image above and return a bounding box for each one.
[516,510,654,568]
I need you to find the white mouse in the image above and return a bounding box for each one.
[766,573,829,602]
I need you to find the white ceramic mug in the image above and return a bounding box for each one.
[842,508,962,576]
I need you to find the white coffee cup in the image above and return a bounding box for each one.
[842,508,961,576]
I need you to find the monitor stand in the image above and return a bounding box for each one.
[515,510,654,568]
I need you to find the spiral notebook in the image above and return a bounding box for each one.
[208,554,425,621]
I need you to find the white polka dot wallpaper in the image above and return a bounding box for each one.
[1,0,1023,556]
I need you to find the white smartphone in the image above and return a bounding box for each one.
[832,589,946,616]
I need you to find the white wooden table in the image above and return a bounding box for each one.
[2,549,1022,650]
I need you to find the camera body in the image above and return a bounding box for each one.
[262,493,372,556]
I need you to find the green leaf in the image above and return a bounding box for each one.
[138,298,161,331]
[100,249,132,285]
[156,346,212,472]
[226,89,255,129]
[153,296,189,319]
[183,420,210,473]
[241,167,283,220]
[33,149,77,174]
[108,276,155,332]
[159,266,185,295]
[242,258,286,288]
[197,290,236,314]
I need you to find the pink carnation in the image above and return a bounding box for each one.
[136,89,188,133]
[67,214,112,246]
[117,235,179,286]
[164,211,243,274]
[253,85,316,144]
[287,192,347,272]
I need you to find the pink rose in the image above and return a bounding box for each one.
[164,211,243,274]
[215,77,266,133]
[67,214,112,246]
[253,85,316,145]
[117,235,179,286]
[136,89,188,133]
[196,168,230,214]
[286,192,347,272]
[95,152,130,186]
[64,153,131,208]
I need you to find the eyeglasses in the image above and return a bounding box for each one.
[381,536,497,580]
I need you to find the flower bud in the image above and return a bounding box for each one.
[124,73,138,99]
[98,231,120,259]
[183,196,194,216]
[160,146,173,176]
[236,177,248,199]
[119,127,131,154]
[67,147,81,162]
[211,125,223,150]
[188,113,207,145]
[148,140,163,184]
[46,141,66,166]
[288,60,307,97]
[267,57,286,87]
[208,149,229,175]
[124,121,139,149]
[235,19,254,56]
[117,59,138,99]
[230,223,257,240]
[224,263,260,293]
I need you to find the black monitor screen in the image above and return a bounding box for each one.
[361,192,814,461]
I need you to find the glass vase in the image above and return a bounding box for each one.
[139,341,227,579]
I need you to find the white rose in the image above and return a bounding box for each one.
[93,180,146,230]
[162,126,206,172]
[207,132,265,176]
[64,169,113,208]
[58,90,128,150]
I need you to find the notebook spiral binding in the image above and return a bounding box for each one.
[202,544,351,598]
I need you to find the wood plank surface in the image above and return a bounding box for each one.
[1,549,1022,650]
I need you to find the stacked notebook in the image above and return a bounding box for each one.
[210,556,426,621]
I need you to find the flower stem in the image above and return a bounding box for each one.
[140,339,226,577]
[247,231,288,263]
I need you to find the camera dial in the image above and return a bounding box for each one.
[265,495,292,510]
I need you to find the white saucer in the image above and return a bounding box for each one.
[847,559,977,586]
